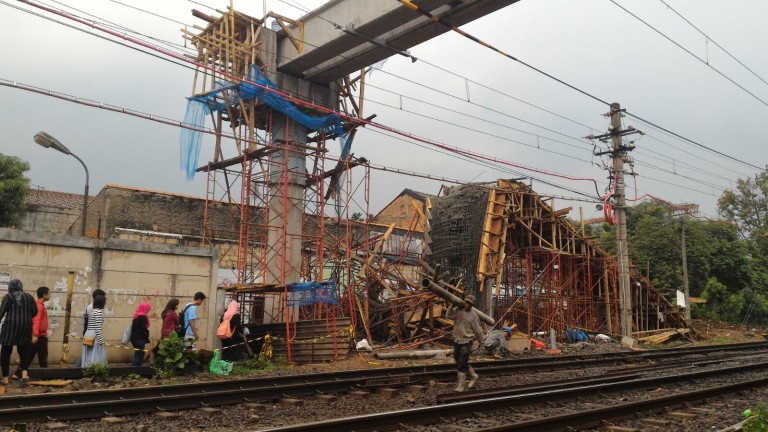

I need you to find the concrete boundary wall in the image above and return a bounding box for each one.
[0,228,219,365]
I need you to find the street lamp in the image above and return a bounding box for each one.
[33,132,89,237]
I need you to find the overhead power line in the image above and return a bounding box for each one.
[658,0,768,90]
[396,0,764,173]
[6,0,752,203]
[624,110,764,172]
[396,0,611,107]
[44,0,742,193]
[610,0,768,110]
[11,0,607,198]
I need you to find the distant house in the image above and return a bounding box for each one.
[370,188,436,231]
[21,189,94,234]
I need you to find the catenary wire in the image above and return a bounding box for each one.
[658,0,768,89]
[610,0,768,110]
[50,0,743,192]
[12,0,608,197]
[277,0,758,185]
[7,0,742,207]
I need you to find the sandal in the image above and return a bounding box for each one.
[20,371,29,382]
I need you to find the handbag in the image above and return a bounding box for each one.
[83,336,95,347]
[121,324,132,345]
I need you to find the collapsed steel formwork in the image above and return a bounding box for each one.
[184,6,691,357]
[358,179,693,348]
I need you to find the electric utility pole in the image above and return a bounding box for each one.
[590,103,641,338]
[680,218,691,320]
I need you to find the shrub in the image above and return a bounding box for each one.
[83,363,110,381]
[155,331,197,377]
[745,404,768,432]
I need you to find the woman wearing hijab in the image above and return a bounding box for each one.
[160,298,180,339]
[218,300,245,362]
[0,279,37,385]
[80,294,107,368]
[130,302,151,366]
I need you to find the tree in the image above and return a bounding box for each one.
[718,172,768,237]
[0,154,30,227]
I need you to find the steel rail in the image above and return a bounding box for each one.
[476,376,768,431]
[4,343,761,413]
[260,361,768,431]
[441,349,768,404]
[1,342,764,424]
[16,341,768,380]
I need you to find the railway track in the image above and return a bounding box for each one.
[2,342,766,425]
[264,360,768,431]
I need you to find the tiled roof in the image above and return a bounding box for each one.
[25,189,94,210]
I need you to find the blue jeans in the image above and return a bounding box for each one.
[131,340,146,366]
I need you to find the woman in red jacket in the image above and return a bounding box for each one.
[160,298,180,339]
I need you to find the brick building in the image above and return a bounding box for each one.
[21,189,94,234]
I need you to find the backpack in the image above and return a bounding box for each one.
[177,304,193,337]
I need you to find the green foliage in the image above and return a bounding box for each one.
[595,194,768,325]
[718,172,768,237]
[123,373,142,380]
[231,354,273,375]
[0,154,31,227]
[701,278,758,322]
[83,363,110,381]
[744,404,768,432]
[155,331,197,376]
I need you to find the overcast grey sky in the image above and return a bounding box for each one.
[1,0,766,220]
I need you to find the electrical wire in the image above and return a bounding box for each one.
[277,0,758,190]
[6,0,752,208]
[50,0,742,195]
[658,0,768,89]
[12,0,608,199]
[610,0,768,111]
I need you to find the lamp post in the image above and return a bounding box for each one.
[33,132,89,237]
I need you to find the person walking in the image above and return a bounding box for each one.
[80,294,107,368]
[130,302,151,366]
[160,298,180,339]
[182,292,206,347]
[13,286,50,379]
[0,279,38,385]
[218,300,245,362]
[446,294,485,392]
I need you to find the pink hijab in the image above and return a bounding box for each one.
[133,302,152,327]
[223,300,239,323]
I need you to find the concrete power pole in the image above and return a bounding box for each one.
[591,103,640,338]
[680,218,691,320]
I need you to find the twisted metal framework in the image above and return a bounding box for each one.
[189,7,371,362]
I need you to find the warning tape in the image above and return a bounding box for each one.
[64,324,355,355]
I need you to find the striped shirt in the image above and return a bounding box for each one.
[86,308,106,346]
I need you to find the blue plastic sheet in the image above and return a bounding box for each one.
[179,65,347,181]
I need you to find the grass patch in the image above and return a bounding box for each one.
[708,336,736,344]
